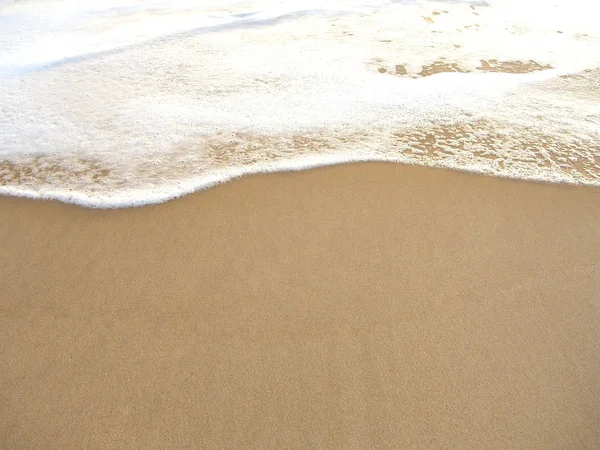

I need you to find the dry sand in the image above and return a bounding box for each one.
[1,163,599,448]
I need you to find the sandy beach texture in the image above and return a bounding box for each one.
[1,162,599,448]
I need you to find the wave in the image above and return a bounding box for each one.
[1,0,599,208]
[0,0,396,75]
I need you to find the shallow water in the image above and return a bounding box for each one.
[1,0,599,207]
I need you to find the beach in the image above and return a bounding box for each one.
[2,0,600,447]
[1,162,599,448]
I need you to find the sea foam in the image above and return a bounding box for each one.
[0,0,599,207]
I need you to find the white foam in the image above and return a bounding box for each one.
[0,0,395,75]
[1,0,599,208]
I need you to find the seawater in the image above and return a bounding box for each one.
[0,0,599,207]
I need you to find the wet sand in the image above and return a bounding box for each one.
[1,163,599,448]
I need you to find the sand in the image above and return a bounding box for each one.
[1,163,599,448]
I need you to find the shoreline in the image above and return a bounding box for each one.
[1,162,599,448]
[1,159,599,209]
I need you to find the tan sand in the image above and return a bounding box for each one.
[1,163,599,448]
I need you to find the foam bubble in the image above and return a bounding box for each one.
[0,0,599,207]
